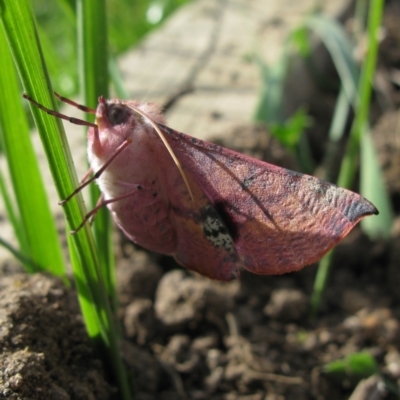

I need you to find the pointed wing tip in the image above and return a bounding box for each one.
[360,200,379,217]
[346,198,379,222]
[369,205,379,216]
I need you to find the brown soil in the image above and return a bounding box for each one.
[1,3,400,400]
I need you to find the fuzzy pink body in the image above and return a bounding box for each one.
[87,98,378,280]
[88,100,181,254]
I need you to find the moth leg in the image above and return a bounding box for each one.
[59,138,132,205]
[87,193,105,226]
[71,186,143,234]
[80,167,94,185]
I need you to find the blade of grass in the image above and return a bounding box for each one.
[360,130,393,237]
[329,86,351,143]
[337,0,383,188]
[32,0,77,96]
[77,0,117,309]
[320,86,351,183]
[337,0,392,238]
[36,22,78,95]
[109,55,129,99]
[0,237,43,271]
[0,25,65,276]
[77,1,131,397]
[0,167,29,259]
[253,52,288,125]
[1,0,102,336]
[310,250,333,316]
[306,15,359,106]
[338,0,394,238]
[311,0,391,315]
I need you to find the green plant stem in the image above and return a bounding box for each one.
[337,0,384,188]
[77,0,117,308]
[312,0,386,315]
[0,4,65,276]
[77,1,130,398]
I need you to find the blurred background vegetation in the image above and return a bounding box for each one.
[33,0,191,97]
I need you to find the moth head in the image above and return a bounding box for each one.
[95,97,133,133]
[106,103,129,126]
[96,97,165,130]
[89,97,166,158]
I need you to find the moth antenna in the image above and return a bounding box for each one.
[126,105,195,202]
[54,92,96,114]
[23,93,98,130]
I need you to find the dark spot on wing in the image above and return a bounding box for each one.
[214,201,240,242]
[199,206,235,252]
[200,207,225,232]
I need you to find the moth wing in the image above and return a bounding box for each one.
[167,169,243,280]
[161,125,378,275]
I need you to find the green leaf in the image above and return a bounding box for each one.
[323,352,378,380]
[360,130,393,238]
[0,25,65,276]
[306,15,359,106]
[77,0,117,312]
[269,108,312,149]
[77,1,132,397]
[307,0,391,314]
[253,52,288,125]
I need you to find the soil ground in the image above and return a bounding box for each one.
[1,1,400,399]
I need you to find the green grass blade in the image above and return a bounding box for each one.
[317,87,351,183]
[2,12,135,399]
[77,0,108,104]
[77,0,117,306]
[306,15,359,106]
[77,1,131,398]
[109,55,129,99]
[253,52,288,124]
[310,250,333,317]
[360,130,393,238]
[0,237,41,271]
[0,25,65,276]
[328,86,351,142]
[337,0,392,238]
[2,0,103,331]
[36,22,77,95]
[32,0,77,96]
[1,0,121,363]
[55,0,76,25]
[337,0,381,187]
[311,0,391,314]
[0,165,28,258]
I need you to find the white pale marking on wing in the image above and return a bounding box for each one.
[201,215,235,252]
